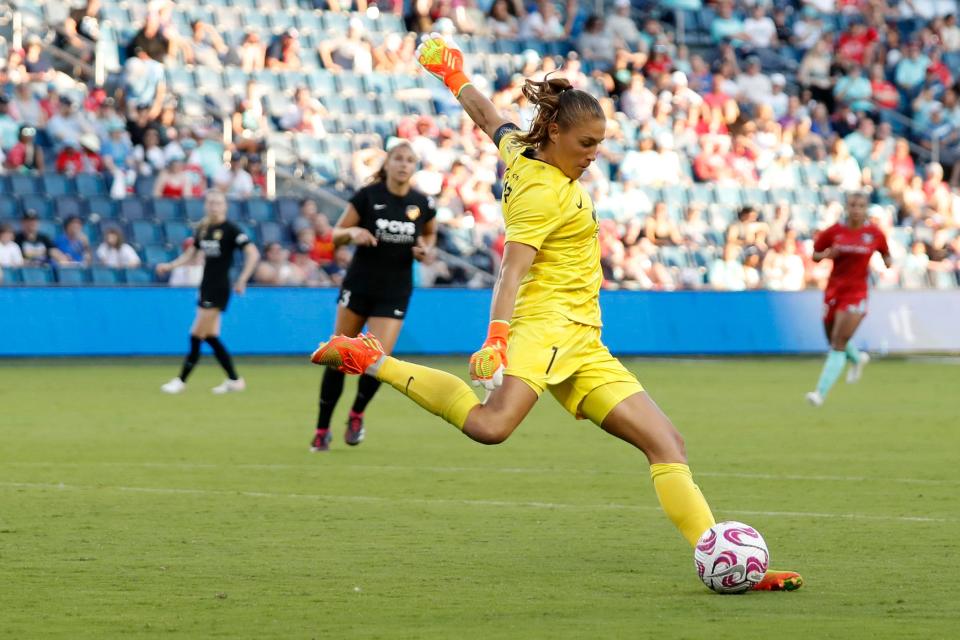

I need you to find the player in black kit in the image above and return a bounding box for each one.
[311,139,436,451]
[157,190,260,394]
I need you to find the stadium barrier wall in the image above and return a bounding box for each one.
[1,288,958,356]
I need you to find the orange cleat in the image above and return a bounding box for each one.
[310,333,385,375]
[752,569,804,591]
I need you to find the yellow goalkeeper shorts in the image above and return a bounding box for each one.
[505,312,643,423]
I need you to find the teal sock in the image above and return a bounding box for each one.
[816,350,847,397]
[844,343,860,364]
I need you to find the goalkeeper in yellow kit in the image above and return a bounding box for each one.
[312,33,802,591]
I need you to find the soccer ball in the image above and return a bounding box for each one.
[694,521,769,594]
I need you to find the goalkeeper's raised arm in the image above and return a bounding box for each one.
[416,33,514,142]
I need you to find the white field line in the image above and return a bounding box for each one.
[2,460,957,487]
[0,481,954,524]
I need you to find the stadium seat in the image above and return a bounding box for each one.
[0,197,19,219]
[20,194,53,219]
[307,69,336,95]
[20,265,54,285]
[715,186,742,207]
[258,220,286,245]
[742,187,768,207]
[688,184,714,206]
[41,174,74,197]
[794,188,820,207]
[10,174,39,195]
[119,198,150,221]
[194,65,224,91]
[2,266,23,284]
[335,74,364,97]
[90,266,123,285]
[163,221,193,246]
[659,246,690,269]
[183,199,205,221]
[0,176,10,195]
[134,176,157,198]
[245,199,274,222]
[57,266,91,285]
[348,95,378,116]
[123,267,155,285]
[237,223,258,245]
[152,198,184,221]
[165,67,195,94]
[131,221,164,245]
[87,195,118,219]
[227,199,245,221]
[276,197,301,224]
[55,195,87,219]
[143,244,173,266]
[363,72,393,95]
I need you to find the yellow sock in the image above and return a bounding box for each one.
[374,357,480,429]
[650,463,717,547]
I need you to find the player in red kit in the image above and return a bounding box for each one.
[806,192,892,406]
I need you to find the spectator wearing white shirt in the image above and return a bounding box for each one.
[0,223,24,267]
[96,227,141,268]
[213,156,255,199]
[743,5,777,49]
[736,57,773,107]
[518,0,567,41]
[45,97,95,151]
[941,14,960,51]
[764,73,789,119]
[577,16,617,64]
[606,0,643,52]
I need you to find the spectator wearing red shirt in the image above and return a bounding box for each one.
[869,64,900,112]
[926,50,953,89]
[836,22,878,67]
[5,125,45,173]
[55,134,103,175]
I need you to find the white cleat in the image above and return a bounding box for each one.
[212,378,246,394]
[846,352,870,383]
[161,378,186,394]
[805,391,824,407]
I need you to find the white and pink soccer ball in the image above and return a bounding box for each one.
[694,521,769,594]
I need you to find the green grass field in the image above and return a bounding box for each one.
[1,356,956,638]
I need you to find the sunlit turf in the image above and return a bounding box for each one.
[1,356,955,638]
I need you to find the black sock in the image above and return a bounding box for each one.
[205,336,238,380]
[179,335,203,382]
[317,368,345,430]
[351,374,382,414]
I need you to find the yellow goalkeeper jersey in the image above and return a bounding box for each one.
[497,126,602,327]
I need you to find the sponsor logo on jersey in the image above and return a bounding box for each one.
[373,203,387,210]
[405,205,421,221]
[375,218,416,243]
[213,229,223,240]
[862,233,873,243]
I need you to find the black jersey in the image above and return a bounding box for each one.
[343,182,436,295]
[195,221,250,289]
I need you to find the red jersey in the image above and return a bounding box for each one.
[815,223,889,296]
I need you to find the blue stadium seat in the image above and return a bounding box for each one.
[281,71,309,92]
[36,220,57,239]
[368,119,396,141]
[310,156,340,183]
[143,244,173,266]
[715,186,742,207]
[2,266,23,284]
[163,221,193,246]
[662,185,687,207]
[659,246,690,269]
[276,197,301,224]
[20,265,54,285]
[42,174,74,197]
[321,11,348,32]
[377,95,404,117]
[90,266,123,285]
[131,221,164,245]
[227,199,245,221]
[308,69,336,95]
[194,65,224,91]
[134,176,157,198]
[55,195,87,219]
[119,197,150,221]
[184,199,205,222]
[86,195,118,219]
[349,95,378,115]
[363,73,393,95]
[325,135,352,156]
[223,66,250,90]
[742,187,768,207]
[335,74,364,97]
[123,267,155,284]
[258,221,286,245]
[152,198,184,221]
[246,199,274,222]
[794,188,821,207]
[819,186,843,205]
[688,183,714,206]
[21,194,53,219]
[0,197,19,219]
[322,93,348,114]
[166,67,195,94]
[0,176,10,194]
[10,175,40,195]
[57,266,91,285]
[237,223,258,245]
[768,188,796,205]
[402,98,435,116]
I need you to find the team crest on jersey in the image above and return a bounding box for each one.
[213,229,223,240]
[405,205,421,221]
[862,233,873,243]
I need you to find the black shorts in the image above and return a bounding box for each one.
[338,287,411,319]
[199,285,230,311]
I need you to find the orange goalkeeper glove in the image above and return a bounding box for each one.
[469,320,509,391]
[416,32,472,98]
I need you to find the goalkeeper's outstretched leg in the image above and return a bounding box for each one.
[311,333,538,445]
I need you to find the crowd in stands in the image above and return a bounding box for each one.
[1,0,960,290]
